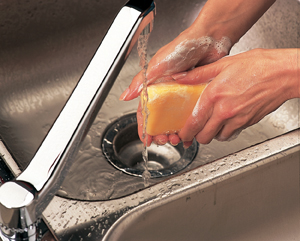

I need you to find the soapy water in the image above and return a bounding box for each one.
[156,36,231,77]
[137,32,151,187]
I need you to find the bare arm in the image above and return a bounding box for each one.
[121,0,276,101]
[120,0,279,146]
[192,0,276,44]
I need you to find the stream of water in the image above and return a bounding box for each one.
[137,32,151,187]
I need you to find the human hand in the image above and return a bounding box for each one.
[120,29,231,101]
[120,0,281,147]
[173,48,299,147]
[120,27,232,146]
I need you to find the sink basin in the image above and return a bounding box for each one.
[104,133,300,241]
[0,0,299,240]
[41,129,299,241]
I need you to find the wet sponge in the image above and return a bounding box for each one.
[141,82,207,136]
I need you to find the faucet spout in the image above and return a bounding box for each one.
[0,0,155,239]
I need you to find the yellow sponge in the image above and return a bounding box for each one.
[141,82,207,136]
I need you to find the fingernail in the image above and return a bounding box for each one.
[137,84,143,93]
[172,72,187,80]
[183,141,192,149]
[183,143,189,149]
[143,139,151,147]
[154,139,167,145]
[170,141,178,146]
[119,88,130,100]
[158,139,167,145]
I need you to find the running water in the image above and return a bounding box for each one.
[137,31,151,187]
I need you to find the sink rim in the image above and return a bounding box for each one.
[40,128,300,240]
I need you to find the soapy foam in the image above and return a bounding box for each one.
[192,83,209,118]
[214,36,232,55]
[162,37,213,75]
[159,36,231,76]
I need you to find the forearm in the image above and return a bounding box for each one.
[191,0,276,44]
[258,48,299,100]
[284,48,300,99]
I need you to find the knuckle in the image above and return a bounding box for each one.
[234,116,248,128]
[187,117,203,133]
[195,134,212,145]
[215,101,239,122]
[218,108,236,121]
[206,88,221,103]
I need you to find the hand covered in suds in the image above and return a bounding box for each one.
[174,48,299,147]
[120,28,232,146]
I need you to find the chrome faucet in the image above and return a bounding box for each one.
[0,0,155,240]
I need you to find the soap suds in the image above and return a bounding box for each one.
[192,83,209,118]
[214,36,232,55]
[158,36,231,77]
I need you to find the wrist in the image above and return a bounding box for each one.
[190,0,276,45]
[265,48,300,99]
[289,48,300,98]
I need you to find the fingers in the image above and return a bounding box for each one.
[180,107,243,144]
[120,30,212,101]
[215,126,243,142]
[180,89,247,144]
[153,135,169,145]
[182,140,193,149]
[120,45,174,101]
[120,67,174,101]
[178,90,213,143]
[194,120,223,144]
[169,134,181,146]
[120,71,144,101]
[152,133,181,146]
[172,60,222,85]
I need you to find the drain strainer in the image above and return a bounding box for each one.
[101,113,198,178]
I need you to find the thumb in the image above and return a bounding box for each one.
[171,62,222,85]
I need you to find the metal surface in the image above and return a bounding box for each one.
[0,0,299,201]
[0,0,299,240]
[104,137,300,241]
[59,0,299,200]
[0,0,155,239]
[43,129,300,240]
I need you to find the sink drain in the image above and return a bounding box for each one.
[101,113,198,178]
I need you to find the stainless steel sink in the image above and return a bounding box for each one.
[0,0,299,240]
[103,132,300,241]
[37,129,299,241]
